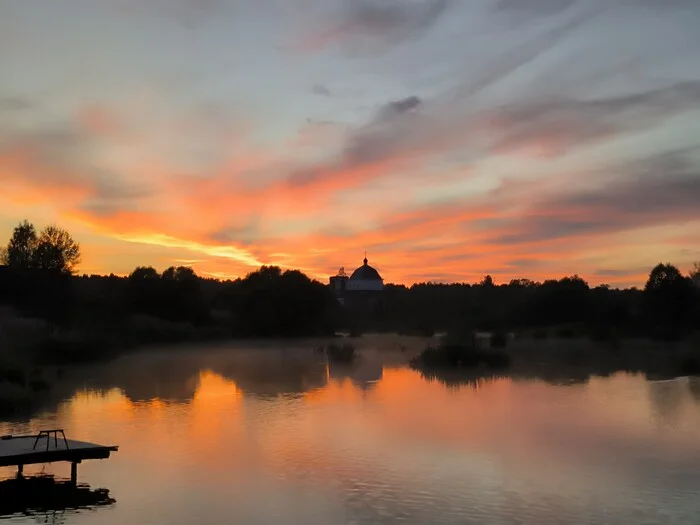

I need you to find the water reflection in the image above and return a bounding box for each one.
[1,337,700,524]
[0,476,114,523]
[327,353,383,391]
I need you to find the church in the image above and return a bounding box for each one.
[329,256,384,305]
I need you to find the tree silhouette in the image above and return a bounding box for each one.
[33,225,81,274]
[645,263,685,292]
[3,220,38,268]
[129,266,160,280]
[691,262,700,287]
[480,275,494,287]
[161,266,203,322]
[230,266,336,336]
[644,263,695,333]
[162,266,197,282]
[127,268,158,315]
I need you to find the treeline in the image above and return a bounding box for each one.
[0,262,338,340]
[1,220,699,352]
[0,221,339,356]
[378,265,700,340]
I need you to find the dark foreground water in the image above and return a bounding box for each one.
[2,336,700,524]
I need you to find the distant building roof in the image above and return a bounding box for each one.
[349,257,382,281]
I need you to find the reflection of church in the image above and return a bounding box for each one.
[329,256,384,307]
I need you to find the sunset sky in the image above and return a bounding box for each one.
[2,0,700,286]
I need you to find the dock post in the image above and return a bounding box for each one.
[70,462,78,486]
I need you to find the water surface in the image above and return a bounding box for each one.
[2,336,700,524]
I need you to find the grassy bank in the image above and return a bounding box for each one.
[1,310,231,364]
[0,310,233,415]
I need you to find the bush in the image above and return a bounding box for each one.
[678,354,700,375]
[587,325,621,345]
[324,343,356,363]
[410,343,510,371]
[34,329,113,364]
[28,378,50,392]
[556,327,577,339]
[348,327,362,338]
[650,325,684,342]
[491,332,508,347]
[126,314,197,345]
[481,351,511,369]
[0,367,26,387]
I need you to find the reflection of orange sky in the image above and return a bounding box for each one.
[38,367,700,462]
[5,364,700,517]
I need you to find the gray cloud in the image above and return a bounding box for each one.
[0,119,151,208]
[288,95,424,186]
[344,0,451,34]
[494,0,696,17]
[594,268,646,277]
[292,10,611,185]
[488,149,700,245]
[376,95,422,119]
[494,0,577,16]
[112,0,225,29]
[308,0,453,51]
[286,80,700,192]
[0,97,32,112]
[481,81,700,155]
[209,221,260,246]
[312,84,332,96]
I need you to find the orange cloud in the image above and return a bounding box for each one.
[2,90,700,287]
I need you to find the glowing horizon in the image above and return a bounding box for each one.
[2,0,700,287]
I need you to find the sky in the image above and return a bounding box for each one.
[2,0,700,287]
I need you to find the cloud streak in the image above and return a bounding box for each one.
[300,0,453,52]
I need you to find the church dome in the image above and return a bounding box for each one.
[350,257,383,281]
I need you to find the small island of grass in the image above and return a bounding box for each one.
[410,342,511,371]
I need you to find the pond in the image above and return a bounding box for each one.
[2,335,700,524]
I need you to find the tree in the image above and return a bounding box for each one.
[480,274,494,287]
[645,263,684,292]
[3,220,38,268]
[160,266,203,323]
[691,262,700,287]
[33,225,81,274]
[644,263,694,331]
[162,266,197,282]
[129,266,160,280]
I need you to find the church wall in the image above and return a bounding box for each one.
[346,279,384,291]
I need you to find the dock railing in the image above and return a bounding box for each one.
[33,429,70,452]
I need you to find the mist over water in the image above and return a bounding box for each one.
[1,336,700,525]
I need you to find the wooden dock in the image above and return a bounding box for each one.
[0,430,117,484]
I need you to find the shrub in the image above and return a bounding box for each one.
[678,354,700,375]
[650,326,684,342]
[532,329,548,340]
[0,367,26,387]
[556,327,576,339]
[481,351,511,370]
[410,343,510,371]
[325,343,356,363]
[28,378,50,392]
[35,329,111,364]
[491,332,508,348]
[348,327,362,338]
